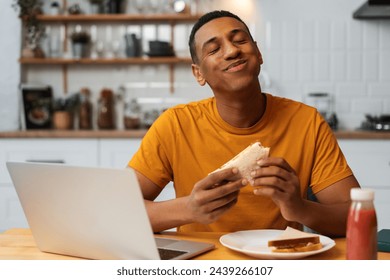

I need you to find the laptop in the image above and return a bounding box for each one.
[6,161,215,260]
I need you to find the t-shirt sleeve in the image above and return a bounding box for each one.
[128,110,174,189]
[310,114,354,194]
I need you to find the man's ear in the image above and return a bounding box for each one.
[254,41,263,65]
[191,64,206,86]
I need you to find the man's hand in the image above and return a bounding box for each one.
[186,168,247,224]
[249,157,304,222]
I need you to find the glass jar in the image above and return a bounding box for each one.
[124,98,141,129]
[346,188,378,260]
[97,88,115,129]
[78,87,93,130]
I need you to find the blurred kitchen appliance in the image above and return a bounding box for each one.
[353,0,390,19]
[361,115,390,131]
[21,85,53,130]
[305,92,338,130]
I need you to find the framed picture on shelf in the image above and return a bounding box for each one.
[21,85,53,130]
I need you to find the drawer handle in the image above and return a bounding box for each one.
[26,159,65,164]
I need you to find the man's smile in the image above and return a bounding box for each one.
[224,60,247,72]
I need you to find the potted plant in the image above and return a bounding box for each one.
[52,93,80,130]
[13,0,46,58]
[70,26,91,59]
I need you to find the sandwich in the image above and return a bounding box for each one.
[209,142,270,183]
[268,227,322,253]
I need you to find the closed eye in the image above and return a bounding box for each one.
[209,47,220,54]
[234,39,247,44]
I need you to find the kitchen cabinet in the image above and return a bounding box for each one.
[20,8,199,93]
[99,139,176,203]
[99,139,141,168]
[0,139,98,232]
[338,140,390,230]
[0,138,175,232]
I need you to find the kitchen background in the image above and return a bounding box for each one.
[0,0,389,131]
[0,0,389,232]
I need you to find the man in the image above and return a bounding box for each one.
[129,10,359,237]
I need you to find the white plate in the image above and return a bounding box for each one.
[220,229,335,259]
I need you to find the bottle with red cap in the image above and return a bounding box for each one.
[346,188,378,260]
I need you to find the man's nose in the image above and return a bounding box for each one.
[223,42,240,60]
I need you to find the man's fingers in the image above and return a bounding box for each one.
[204,167,240,189]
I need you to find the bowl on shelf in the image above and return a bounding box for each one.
[147,40,175,57]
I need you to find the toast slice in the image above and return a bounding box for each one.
[268,227,322,253]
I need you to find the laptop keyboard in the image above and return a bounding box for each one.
[158,248,187,260]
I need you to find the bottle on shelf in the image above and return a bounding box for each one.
[78,87,93,130]
[124,98,142,129]
[346,188,378,260]
[97,88,116,129]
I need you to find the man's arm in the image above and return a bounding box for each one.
[134,168,247,233]
[299,175,359,236]
[251,157,359,237]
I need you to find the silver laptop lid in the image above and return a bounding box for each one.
[6,162,160,260]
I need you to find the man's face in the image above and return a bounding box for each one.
[192,17,263,93]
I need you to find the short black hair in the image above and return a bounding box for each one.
[188,10,254,64]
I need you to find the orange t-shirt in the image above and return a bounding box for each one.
[129,93,353,232]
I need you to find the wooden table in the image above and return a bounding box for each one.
[1,228,389,260]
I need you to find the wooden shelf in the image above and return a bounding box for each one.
[36,14,200,23]
[20,8,199,94]
[19,57,193,65]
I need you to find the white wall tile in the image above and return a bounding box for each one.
[379,51,390,81]
[363,22,379,50]
[298,52,314,81]
[384,99,390,113]
[281,52,298,82]
[262,51,282,83]
[369,83,390,97]
[363,52,379,81]
[352,99,384,114]
[298,21,315,50]
[314,52,330,81]
[347,21,363,50]
[336,83,367,97]
[282,22,298,50]
[334,98,351,114]
[331,21,346,50]
[265,21,282,50]
[275,83,303,100]
[379,21,390,50]
[315,21,331,50]
[347,52,362,81]
[330,51,346,81]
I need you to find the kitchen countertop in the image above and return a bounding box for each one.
[0,129,148,139]
[2,228,390,260]
[0,129,390,139]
